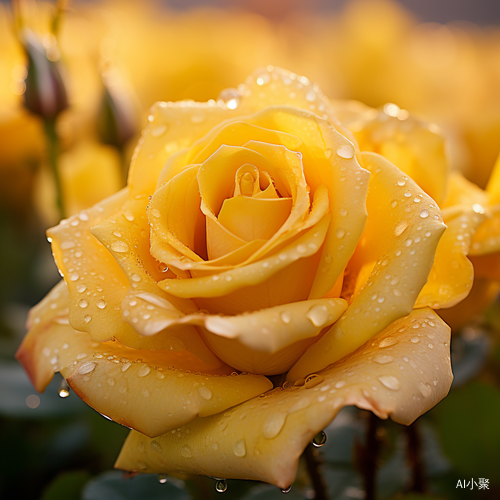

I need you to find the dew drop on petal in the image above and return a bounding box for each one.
[151,124,167,137]
[111,241,129,253]
[263,412,287,439]
[420,209,430,219]
[181,445,193,458]
[233,439,246,457]
[337,145,354,159]
[305,304,330,327]
[78,362,96,375]
[394,221,409,237]
[198,386,213,400]
[280,311,292,324]
[138,365,151,377]
[377,375,400,391]
[374,355,393,364]
[379,337,398,348]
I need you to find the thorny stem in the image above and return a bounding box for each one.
[406,422,427,493]
[304,444,328,500]
[44,118,65,220]
[361,412,380,500]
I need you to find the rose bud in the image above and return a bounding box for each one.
[21,29,68,120]
[96,60,137,150]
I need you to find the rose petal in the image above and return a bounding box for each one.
[199,298,346,374]
[114,308,451,488]
[288,152,446,380]
[339,102,448,205]
[415,206,485,309]
[47,188,133,342]
[18,311,272,437]
[157,215,329,303]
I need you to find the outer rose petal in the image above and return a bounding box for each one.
[17,310,272,438]
[115,309,452,488]
[288,152,445,380]
[47,189,134,342]
[415,206,485,309]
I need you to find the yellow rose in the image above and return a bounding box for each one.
[17,68,454,488]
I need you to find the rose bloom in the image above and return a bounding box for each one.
[18,67,463,488]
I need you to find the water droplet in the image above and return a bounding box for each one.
[158,474,168,484]
[121,362,131,372]
[397,179,406,187]
[78,362,96,375]
[335,228,346,239]
[340,208,348,216]
[198,386,213,400]
[374,355,393,364]
[111,241,129,253]
[233,439,246,457]
[151,124,167,137]
[312,430,327,448]
[58,379,70,398]
[78,299,88,309]
[215,479,227,493]
[131,273,141,282]
[394,221,409,237]
[150,440,163,452]
[305,304,330,327]
[181,445,192,458]
[337,145,354,159]
[107,377,115,386]
[123,210,135,222]
[138,365,151,377]
[325,149,332,159]
[404,190,412,198]
[70,273,79,281]
[410,337,420,344]
[281,311,292,324]
[77,352,87,360]
[419,382,432,397]
[472,204,484,214]
[379,337,398,348]
[404,238,413,247]
[281,486,292,494]
[420,209,429,219]
[263,412,287,439]
[77,284,87,293]
[305,374,324,388]
[377,375,400,391]
[84,315,92,323]
[96,300,107,309]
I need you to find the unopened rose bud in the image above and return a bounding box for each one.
[97,60,136,149]
[22,30,68,119]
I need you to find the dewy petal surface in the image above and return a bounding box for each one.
[17,289,272,438]
[47,189,133,342]
[415,206,485,309]
[288,152,445,380]
[115,309,452,488]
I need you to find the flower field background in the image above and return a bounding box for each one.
[1,1,500,499]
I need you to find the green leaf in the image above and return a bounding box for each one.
[40,471,91,500]
[434,381,500,479]
[82,471,190,500]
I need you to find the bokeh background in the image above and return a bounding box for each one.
[1,1,500,499]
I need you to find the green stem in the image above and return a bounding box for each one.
[303,444,328,500]
[43,118,65,220]
[406,422,426,493]
[362,412,380,500]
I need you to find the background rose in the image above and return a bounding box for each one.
[17,67,456,487]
